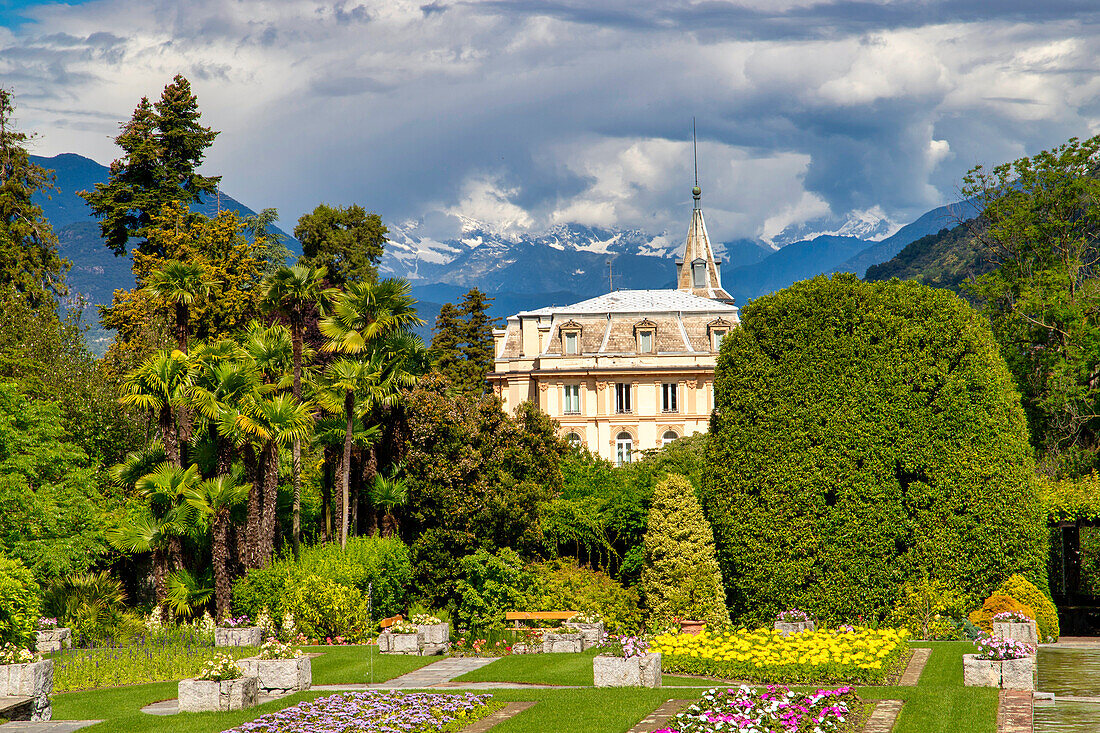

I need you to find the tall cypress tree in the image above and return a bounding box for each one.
[80,75,220,257]
[0,89,67,306]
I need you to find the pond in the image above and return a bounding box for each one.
[1034,646,1100,732]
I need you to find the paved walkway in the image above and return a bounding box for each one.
[315,657,502,690]
[624,699,693,733]
[863,700,903,733]
[0,723,102,732]
[997,689,1032,733]
[459,701,537,732]
[899,648,930,686]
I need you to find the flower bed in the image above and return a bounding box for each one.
[650,627,911,685]
[222,691,500,733]
[654,684,865,733]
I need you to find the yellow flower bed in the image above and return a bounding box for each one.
[651,626,910,685]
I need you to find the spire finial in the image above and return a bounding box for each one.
[692,118,701,207]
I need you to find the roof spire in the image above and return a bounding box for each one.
[692,117,701,209]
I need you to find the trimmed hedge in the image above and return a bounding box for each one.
[232,536,411,624]
[703,274,1049,625]
[997,574,1059,642]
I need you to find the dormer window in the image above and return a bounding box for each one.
[692,258,707,288]
[708,317,733,352]
[634,319,657,354]
[560,321,582,355]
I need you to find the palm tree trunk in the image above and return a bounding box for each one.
[175,301,189,353]
[260,442,279,565]
[322,448,334,543]
[152,547,168,606]
[212,512,231,619]
[243,444,262,568]
[160,404,180,466]
[340,391,354,549]
[292,325,304,560]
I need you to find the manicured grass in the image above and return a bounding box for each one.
[452,649,599,686]
[309,645,436,685]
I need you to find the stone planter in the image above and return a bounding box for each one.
[962,654,1034,690]
[238,656,311,695]
[378,631,421,655]
[678,620,705,635]
[565,622,606,650]
[178,676,260,712]
[993,621,1039,646]
[774,620,815,635]
[215,626,264,647]
[417,623,451,655]
[594,653,661,688]
[0,658,53,721]
[542,632,583,654]
[34,628,72,654]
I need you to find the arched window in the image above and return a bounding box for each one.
[615,432,633,466]
[662,430,679,446]
[565,432,583,448]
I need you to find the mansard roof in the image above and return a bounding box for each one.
[516,289,739,317]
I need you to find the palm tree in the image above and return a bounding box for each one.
[234,393,314,567]
[119,350,190,466]
[311,414,380,542]
[244,321,294,387]
[144,260,219,353]
[107,512,186,608]
[370,472,408,538]
[260,265,328,559]
[184,474,250,618]
[186,343,264,476]
[319,278,421,356]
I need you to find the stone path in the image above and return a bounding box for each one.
[314,657,501,690]
[459,701,536,732]
[624,699,693,733]
[997,689,1032,733]
[863,700,902,733]
[899,648,930,686]
[0,723,103,732]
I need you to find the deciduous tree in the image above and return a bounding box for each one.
[295,204,387,285]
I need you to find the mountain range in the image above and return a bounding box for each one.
[31,153,978,353]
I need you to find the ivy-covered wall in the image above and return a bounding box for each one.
[702,274,1049,624]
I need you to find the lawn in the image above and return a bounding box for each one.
[49,641,998,733]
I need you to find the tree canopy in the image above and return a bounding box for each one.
[430,288,502,395]
[703,274,1049,624]
[295,204,388,285]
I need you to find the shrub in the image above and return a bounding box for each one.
[891,575,965,640]
[282,574,368,641]
[527,559,643,633]
[704,275,1050,625]
[968,594,1034,634]
[233,536,411,623]
[42,571,128,641]
[0,553,40,648]
[641,474,729,629]
[454,548,533,631]
[997,574,1060,642]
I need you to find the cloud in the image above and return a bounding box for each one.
[2,0,1100,245]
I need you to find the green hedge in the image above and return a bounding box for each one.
[232,536,411,625]
[0,553,40,648]
[703,274,1049,624]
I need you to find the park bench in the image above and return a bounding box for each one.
[505,611,578,629]
[378,614,404,629]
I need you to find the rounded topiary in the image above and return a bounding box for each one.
[968,593,1035,634]
[641,474,730,629]
[703,274,1050,625]
[0,553,41,649]
[997,574,1060,642]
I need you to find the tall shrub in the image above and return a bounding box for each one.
[641,474,729,629]
[704,274,1049,624]
[0,553,40,648]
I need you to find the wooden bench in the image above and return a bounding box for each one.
[506,611,578,628]
[379,614,404,629]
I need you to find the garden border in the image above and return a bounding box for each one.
[899,648,931,686]
[863,700,903,733]
[459,701,537,732]
[625,698,694,733]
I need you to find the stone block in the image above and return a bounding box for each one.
[178,676,259,712]
[963,655,1001,688]
[380,631,421,655]
[237,656,311,694]
[417,623,450,646]
[34,628,72,654]
[1000,656,1035,690]
[564,622,605,650]
[420,643,450,656]
[774,621,815,635]
[593,653,661,688]
[993,621,1039,646]
[215,627,264,647]
[0,659,53,721]
[542,632,583,653]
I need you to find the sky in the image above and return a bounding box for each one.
[2,0,1099,244]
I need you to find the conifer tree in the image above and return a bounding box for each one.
[458,288,500,394]
[641,474,730,629]
[430,302,464,384]
[0,89,67,306]
[80,75,220,257]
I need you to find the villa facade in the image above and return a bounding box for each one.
[487,185,740,464]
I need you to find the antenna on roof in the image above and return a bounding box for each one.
[607,259,614,292]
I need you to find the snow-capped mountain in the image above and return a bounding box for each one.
[768,207,901,248]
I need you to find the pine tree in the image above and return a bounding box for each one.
[80,75,220,257]
[458,288,500,395]
[0,89,67,306]
[430,302,465,385]
[641,474,730,629]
